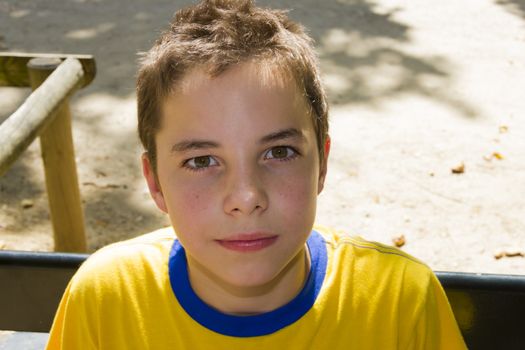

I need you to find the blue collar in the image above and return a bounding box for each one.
[168,230,327,337]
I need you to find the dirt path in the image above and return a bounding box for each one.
[1,0,524,274]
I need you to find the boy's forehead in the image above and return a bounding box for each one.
[159,60,315,134]
[175,61,300,96]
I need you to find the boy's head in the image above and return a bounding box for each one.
[137,0,328,177]
[137,0,330,313]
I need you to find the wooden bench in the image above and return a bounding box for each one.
[1,250,524,348]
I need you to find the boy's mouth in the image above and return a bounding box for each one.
[216,233,278,252]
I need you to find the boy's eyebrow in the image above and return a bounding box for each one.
[170,140,219,153]
[260,128,305,144]
[170,128,304,153]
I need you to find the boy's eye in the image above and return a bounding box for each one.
[264,146,297,160]
[185,156,218,169]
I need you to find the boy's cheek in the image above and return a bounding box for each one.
[270,173,318,213]
[163,181,215,215]
[162,173,230,224]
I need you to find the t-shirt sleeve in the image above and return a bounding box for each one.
[45,230,174,350]
[45,272,99,349]
[408,272,467,350]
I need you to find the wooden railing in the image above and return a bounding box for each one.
[0,53,97,252]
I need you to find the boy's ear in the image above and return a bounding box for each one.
[141,152,168,213]
[317,136,331,194]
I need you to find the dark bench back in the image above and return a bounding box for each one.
[438,271,525,349]
[0,251,84,333]
[1,250,525,348]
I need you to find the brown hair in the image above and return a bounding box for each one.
[137,0,328,175]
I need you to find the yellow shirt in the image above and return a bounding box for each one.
[46,226,466,349]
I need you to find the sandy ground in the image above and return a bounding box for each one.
[0,0,524,276]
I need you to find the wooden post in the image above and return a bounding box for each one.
[27,58,87,252]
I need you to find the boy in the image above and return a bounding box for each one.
[46,0,466,349]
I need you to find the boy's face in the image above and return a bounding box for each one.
[143,62,328,293]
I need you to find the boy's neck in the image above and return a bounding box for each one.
[186,246,311,315]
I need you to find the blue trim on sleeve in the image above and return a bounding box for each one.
[168,230,327,337]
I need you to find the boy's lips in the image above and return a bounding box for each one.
[216,233,278,252]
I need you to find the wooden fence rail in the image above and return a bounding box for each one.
[0,53,96,252]
[0,52,95,88]
[0,58,83,175]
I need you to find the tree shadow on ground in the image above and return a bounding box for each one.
[0,0,482,251]
[264,0,478,117]
[0,150,53,248]
[0,0,480,117]
[81,184,170,251]
[0,116,169,252]
[69,96,172,251]
[495,0,525,19]
[0,89,165,252]
[0,0,195,99]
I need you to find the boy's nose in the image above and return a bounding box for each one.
[223,167,268,216]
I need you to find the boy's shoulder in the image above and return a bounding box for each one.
[315,224,426,264]
[88,226,175,263]
[314,224,434,291]
[69,227,176,292]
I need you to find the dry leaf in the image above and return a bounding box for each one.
[494,250,524,259]
[483,152,504,162]
[83,182,127,189]
[21,199,34,209]
[451,163,465,174]
[95,170,107,177]
[494,251,504,259]
[499,125,508,134]
[104,184,121,189]
[95,219,109,227]
[492,152,504,160]
[503,250,524,258]
[392,235,406,248]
